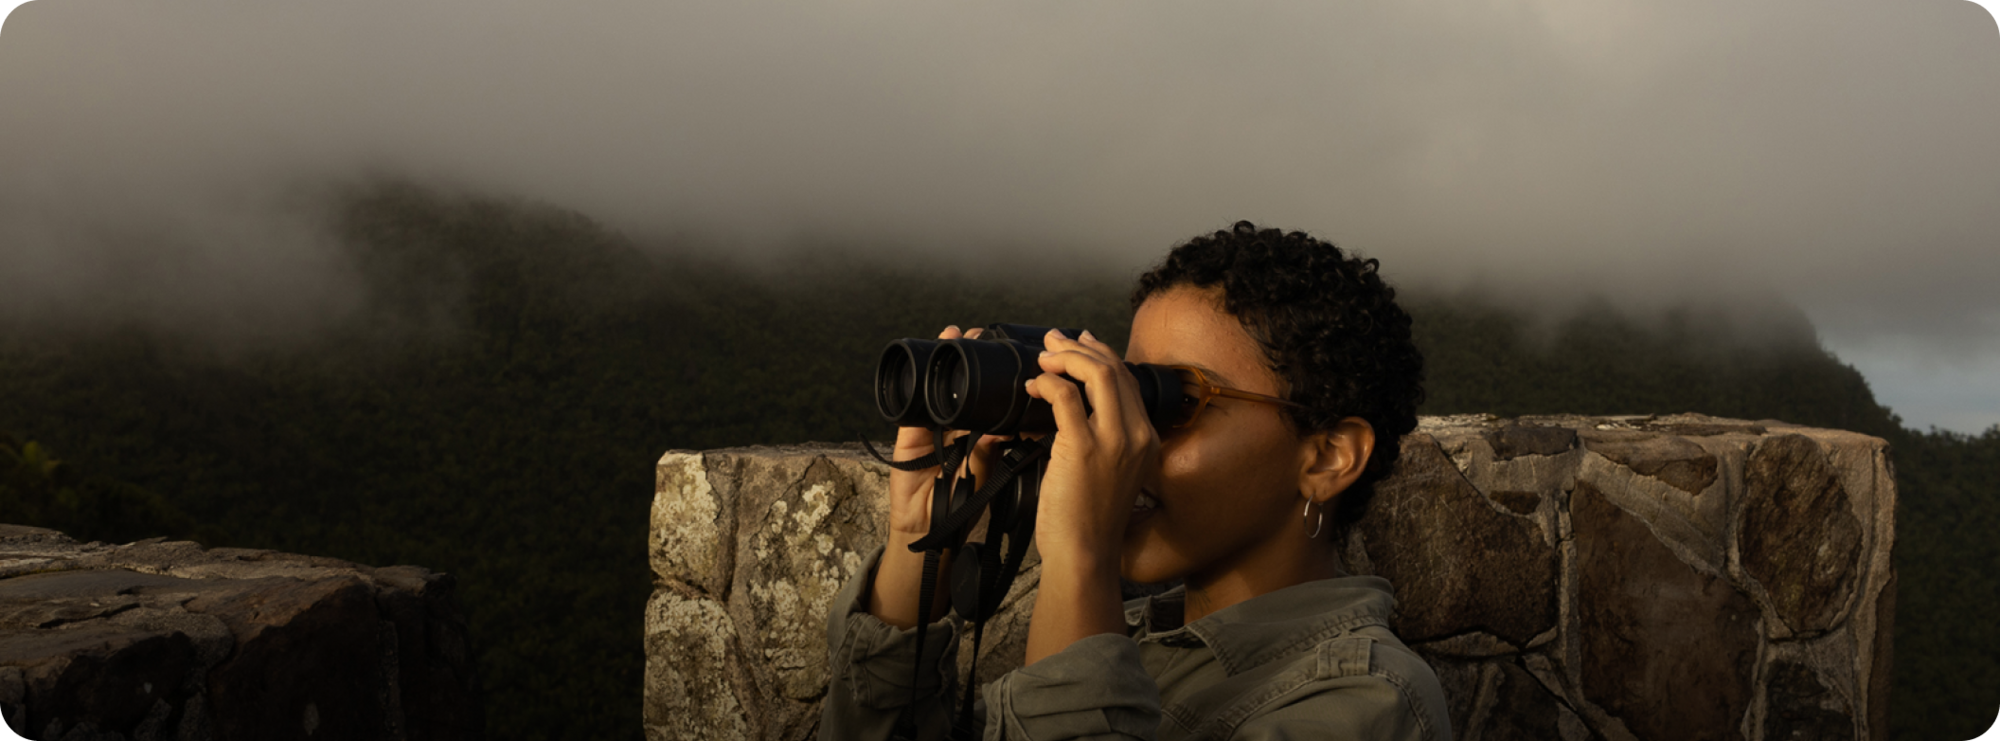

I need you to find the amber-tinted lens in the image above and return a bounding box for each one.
[1176,386,1208,427]
[1168,368,1208,428]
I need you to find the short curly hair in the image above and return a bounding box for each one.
[1132,220,1426,536]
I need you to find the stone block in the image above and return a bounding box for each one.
[643,590,749,741]
[1574,480,1759,741]
[1739,434,1865,637]
[653,451,734,597]
[1761,661,1854,741]
[0,525,480,741]
[1356,434,1560,648]
[1580,429,1721,496]
[727,453,886,740]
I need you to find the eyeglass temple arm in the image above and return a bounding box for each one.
[1208,386,1304,408]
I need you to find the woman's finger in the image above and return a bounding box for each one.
[1042,330,1147,410]
[1046,329,1156,434]
[1036,349,1133,439]
[1026,372,1092,439]
[1041,328,1119,366]
[1074,328,1117,356]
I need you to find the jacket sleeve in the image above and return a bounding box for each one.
[820,545,965,741]
[978,633,1162,741]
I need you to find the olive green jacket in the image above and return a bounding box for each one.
[820,546,1453,741]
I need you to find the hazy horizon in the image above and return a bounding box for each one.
[2,0,1996,432]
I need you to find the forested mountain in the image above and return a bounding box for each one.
[2,181,1991,740]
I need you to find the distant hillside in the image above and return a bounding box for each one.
[0,180,1989,741]
[1412,292,1900,437]
[0,432,203,546]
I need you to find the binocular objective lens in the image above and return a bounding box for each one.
[879,354,911,417]
[928,350,966,419]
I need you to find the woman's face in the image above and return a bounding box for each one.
[1121,285,1313,585]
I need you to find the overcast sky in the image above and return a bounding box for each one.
[1,0,1997,432]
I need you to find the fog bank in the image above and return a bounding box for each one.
[2,0,1997,428]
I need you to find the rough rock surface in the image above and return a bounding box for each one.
[1574,480,1759,741]
[1358,436,1559,647]
[647,415,1896,741]
[646,445,1037,741]
[0,525,481,741]
[1740,434,1865,636]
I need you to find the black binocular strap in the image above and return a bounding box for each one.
[890,546,944,741]
[859,431,966,474]
[887,433,972,741]
[956,440,1045,734]
[907,436,1052,552]
[865,432,1056,741]
[865,430,1053,554]
[952,533,1004,738]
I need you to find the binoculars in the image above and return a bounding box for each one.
[874,323,1184,435]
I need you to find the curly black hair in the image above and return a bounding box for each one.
[1132,221,1426,537]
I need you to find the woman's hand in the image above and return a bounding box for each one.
[867,325,1001,629]
[1021,328,1157,663]
[1025,328,1158,560]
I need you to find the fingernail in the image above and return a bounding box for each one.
[1081,330,1097,342]
[947,325,960,333]
[1040,350,1051,357]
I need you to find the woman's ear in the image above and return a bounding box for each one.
[1299,417,1376,505]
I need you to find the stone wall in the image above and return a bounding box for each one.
[646,414,1896,741]
[0,525,482,741]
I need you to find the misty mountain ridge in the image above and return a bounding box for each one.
[3,177,1839,372]
[7,181,1864,402]
[1,179,1989,741]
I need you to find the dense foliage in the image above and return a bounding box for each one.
[0,433,204,545]
[0,181,1991,740]
[1883,426,2000,740]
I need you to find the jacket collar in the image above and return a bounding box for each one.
[1124,576,1398,676]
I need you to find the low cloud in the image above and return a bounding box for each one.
[1,0,1996,424]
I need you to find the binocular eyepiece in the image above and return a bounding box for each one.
[875,324,1183,436]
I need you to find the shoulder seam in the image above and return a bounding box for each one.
[1209,608,1390,675]
[1369,663,1444,741]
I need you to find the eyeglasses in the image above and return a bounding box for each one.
[1163,364,1304,429]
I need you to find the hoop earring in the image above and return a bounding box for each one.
[1302,498,1325,539]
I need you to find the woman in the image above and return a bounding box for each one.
[823,222,1449,741]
